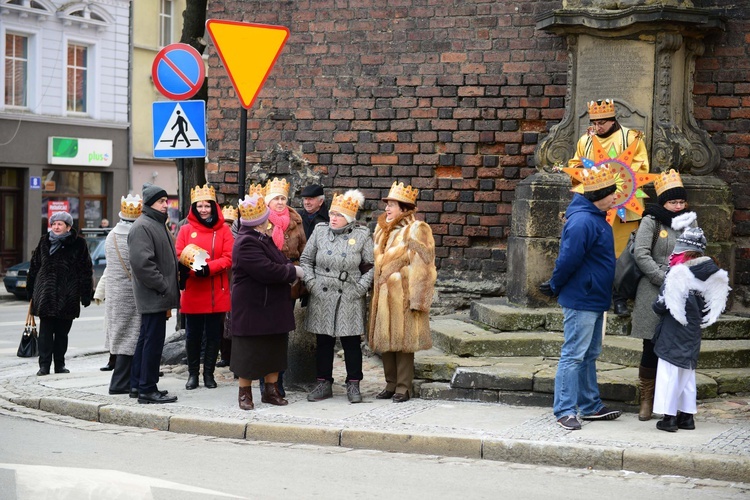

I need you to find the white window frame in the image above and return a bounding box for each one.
[159,0,173,47]
[0,24,39,113]
[62,35,98,119]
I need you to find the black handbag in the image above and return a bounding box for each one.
[17,302,38,358]
[613,222,661,300]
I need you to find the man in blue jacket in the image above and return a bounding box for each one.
[540,166,623,430]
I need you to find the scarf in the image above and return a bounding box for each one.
[643,204,690,227]
[49,231,71,255]
[268,207,290,250]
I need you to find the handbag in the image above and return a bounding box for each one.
[613,221,661,300]
[17,301,38,358]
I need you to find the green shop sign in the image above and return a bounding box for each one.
[47,137,113,167]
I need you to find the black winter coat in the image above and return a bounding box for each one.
[301,204,329,240]
[231,225,297,336]
[28,229,92,319]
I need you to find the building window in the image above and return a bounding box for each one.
[159,0,173,47]
[4,33,28,108]
[66,43,88,113]
[41,170,107,231]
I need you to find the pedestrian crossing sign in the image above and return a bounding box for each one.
[152,100,207,158]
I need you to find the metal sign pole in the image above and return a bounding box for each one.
[239,107,247,197]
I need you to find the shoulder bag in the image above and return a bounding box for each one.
[613,221,661,300]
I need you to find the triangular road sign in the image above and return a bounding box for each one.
[206,20,289,109]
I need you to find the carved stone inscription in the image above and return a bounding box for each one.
[576,36,654,128]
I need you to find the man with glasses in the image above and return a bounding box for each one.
[568,99,650,316]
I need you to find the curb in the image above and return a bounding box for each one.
[2,392,748,483]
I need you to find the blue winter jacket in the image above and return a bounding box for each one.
[549,194,615,312]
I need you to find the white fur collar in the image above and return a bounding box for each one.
[671,211,697,231]
[662,258,730,328]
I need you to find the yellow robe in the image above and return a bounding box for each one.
[568,125,650,256]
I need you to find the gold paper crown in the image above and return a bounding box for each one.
[654,169,683,196]
[179,243,209,271]
[587,99,616,120]
[383,181,419,205]
[247,183,266,196]
[265,177,290,199]
[238,194,268,222]
[221,205,238,221]
[581,166,616,192]
[120,194,143,220]
[330,190,364,219]
[190,184,216,204]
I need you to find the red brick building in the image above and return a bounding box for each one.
[205,1,750,309]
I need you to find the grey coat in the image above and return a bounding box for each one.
[127,206,180,314]
[301,222,374,338]
[631,212,697,340]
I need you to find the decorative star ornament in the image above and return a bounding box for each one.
[562,132,660,225]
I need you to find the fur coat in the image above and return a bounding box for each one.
[368,211,437,353]
[260,206,307,263]
[652,257,730,369]
[631,211,697,340]
[28,228,92,319]
[301,222,374,337]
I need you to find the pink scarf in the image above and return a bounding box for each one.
[669,252,691,266]
[268,207,290,250]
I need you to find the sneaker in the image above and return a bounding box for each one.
[557,415,582,430]
[581,406,622,421]
[346,381,362,403]
[307,379,333,402]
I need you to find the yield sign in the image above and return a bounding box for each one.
[206,20,289,109]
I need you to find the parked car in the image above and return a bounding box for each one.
[3,234,108,300]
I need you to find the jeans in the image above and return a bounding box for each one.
[553,308,605,419]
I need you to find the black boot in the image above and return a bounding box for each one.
[185,330,202,390]
[656,414,678,432]
[613,300,630,317]
[677,411,696,430]
[202,331,220,389]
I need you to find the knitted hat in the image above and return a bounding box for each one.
[330,190,365,223]
[673,227,707,255]
[239,193,270,227]
[49,211,73,227]
[142,183,168,207]
[301,184,324,198]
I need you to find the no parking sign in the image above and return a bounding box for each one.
[151,43,205,100]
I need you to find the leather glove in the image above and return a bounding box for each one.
[539,280,556,297]
[179,263,190,290]
[195,265,210,278]
[295,265,305,279]
[81,297,91,308]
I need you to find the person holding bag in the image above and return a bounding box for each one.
[17,302,38,358]
[630,169,697,421]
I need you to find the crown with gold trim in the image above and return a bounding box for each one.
[654,169,683,196]
[238,193,268,224]
[221,205,238,222]
[330,190,365,219]
[382,181,419,206]
[119,194,143,220]
[581,166,616,192]
[264,177,290,200]
[247,182,266,196]
[190,184,216,204]
[587,99,616,120]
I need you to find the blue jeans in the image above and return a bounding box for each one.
[553,308,605,419]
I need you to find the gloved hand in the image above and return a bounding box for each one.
[539,280,556,297]
[295,265,305,279]
[195,264,210,278]
[179,263,190,290]
[81,296,91,308]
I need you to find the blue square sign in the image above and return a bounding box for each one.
[152,100,207,159]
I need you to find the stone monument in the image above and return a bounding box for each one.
[508,0,732,307]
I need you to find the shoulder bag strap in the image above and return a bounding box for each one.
[650,221,661,251]
[113,235,132,281]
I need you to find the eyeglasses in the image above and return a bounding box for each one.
[665,200,687,206]
[590,119,613,126]
[329,212,344,218]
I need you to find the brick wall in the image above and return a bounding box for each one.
[206,0,750,308]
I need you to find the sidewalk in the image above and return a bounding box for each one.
[1,349,749,483]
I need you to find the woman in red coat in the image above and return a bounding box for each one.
[176,184,233,390]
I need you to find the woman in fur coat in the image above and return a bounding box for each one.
[368,182,437,403]
[301,190,374,403]
[631,170,697,421]
[652,227,729,432]
[28,211,93,376]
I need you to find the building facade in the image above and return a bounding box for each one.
[0,0,130,272]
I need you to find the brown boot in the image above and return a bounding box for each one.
[261,381,288,406]
[638,365,657,421]
[238,386,254,411]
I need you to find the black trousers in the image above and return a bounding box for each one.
[131,312,166,394]
[640,339,658,370]
[38,317,73,370]
[315,334,363,383]
[185,313,222,375]
[110,354,133,393]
